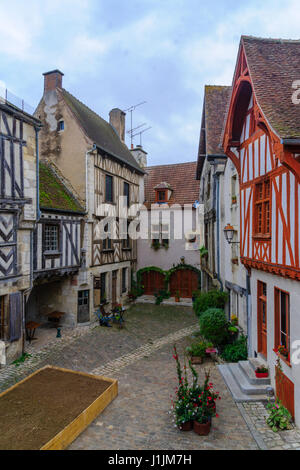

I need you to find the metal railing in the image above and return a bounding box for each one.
[0,86,35,115]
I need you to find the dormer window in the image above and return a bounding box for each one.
[157,190,167,202]
[154,182,171,203]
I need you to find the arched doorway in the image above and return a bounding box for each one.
[141,270,165,295]
[169,268,199,298]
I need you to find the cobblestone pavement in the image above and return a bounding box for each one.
[2,302,297,450]
[0,304,196,393]
[70,337,258,450]
[238,402,300,450]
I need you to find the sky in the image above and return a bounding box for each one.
[1,0,300,166]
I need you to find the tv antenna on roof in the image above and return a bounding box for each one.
[131,126,152,147]
[123,101,147,148]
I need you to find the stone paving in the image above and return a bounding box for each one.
[239,402,300,450]
[1,302,299,450]
[70,336,258,450]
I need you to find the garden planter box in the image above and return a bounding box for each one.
[0,365,118,450]
[191,356,204,365]
[255,372,269,378]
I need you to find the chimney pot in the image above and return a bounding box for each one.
[109,108,126,143]
[43,70,64,93]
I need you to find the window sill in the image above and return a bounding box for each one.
[122,247,131,251]
[43,251,61,257]
[273,349,292,368]
[102,249,113,253]
[252,234,271,241]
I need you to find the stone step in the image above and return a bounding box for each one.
[238,360,271,386]
[229,363,270,395]
[218,364,270,402]
[249,357,268,371]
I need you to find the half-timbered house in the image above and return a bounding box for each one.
[196,85,250,335]
[137,162,202,298]
[0,93,41,364]
[25,161,86,328]
[222,36,300,424]
[35,70,144,316]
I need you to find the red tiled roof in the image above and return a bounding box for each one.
[144,162,199,207]
[242,36,300,139]
[196,85,231,178]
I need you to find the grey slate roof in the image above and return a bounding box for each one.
[61,89,144,174]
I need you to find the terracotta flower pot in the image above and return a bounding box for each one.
[178,421,193,431]
[193,419,211,436]
[255,372,269,378]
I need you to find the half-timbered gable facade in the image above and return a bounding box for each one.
[35,70,144,315]
[223,36,300,424]
[137,162,202,299]
[25,161,86,328]
[0,95,41,363]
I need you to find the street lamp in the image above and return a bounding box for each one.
[223,224,239,244]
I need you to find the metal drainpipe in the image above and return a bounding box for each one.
[246,272,252,356]
[35,126,42,222]
[85,144,97,214]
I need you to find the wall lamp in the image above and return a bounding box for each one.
[223,223,240,245]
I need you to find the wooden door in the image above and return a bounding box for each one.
[257,281,267,358]
[169,269,199,298]
[77,290,90,323]
[276,368,295,419]
[112,270,118,306]
[142,271,165,295]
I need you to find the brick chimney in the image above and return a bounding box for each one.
[109,108,126,143]
[43,70,64,93]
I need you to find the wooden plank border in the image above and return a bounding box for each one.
[0,365,118,450]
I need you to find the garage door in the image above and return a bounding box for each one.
[142,270,165,295]
[169,269,199,298]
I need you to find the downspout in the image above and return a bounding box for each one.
[85,144,97,214]
[246,271,252,356]
[23,125,41,354]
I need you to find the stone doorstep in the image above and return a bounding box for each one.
[218,363,272,402]
[238,360,271,386]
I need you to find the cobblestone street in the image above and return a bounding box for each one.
[1,303,299,450]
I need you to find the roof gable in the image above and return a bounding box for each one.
[60,89,144,174]
[231,36,300,140]
[197,85,231,178]
[144,162,199,207]
[39,161,85,213]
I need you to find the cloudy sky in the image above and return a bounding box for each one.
[1,0,300,165]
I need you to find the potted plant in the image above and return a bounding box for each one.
[199,246,208,259]
[232,195,237,204]
[266,399,293,432]
[151,239,160,251]
[192,290,200,303]
[277,345,289,359]
[172,347,193,431]
[231,315,238,326]
[193,371,219,436]
[186,342,207,364]
[175,290,180,302]
[255,365,269,378]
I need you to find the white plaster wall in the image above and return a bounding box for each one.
[219,159,248,329]
[250,269,300,426]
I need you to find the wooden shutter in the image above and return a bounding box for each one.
[9,292,22,342]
